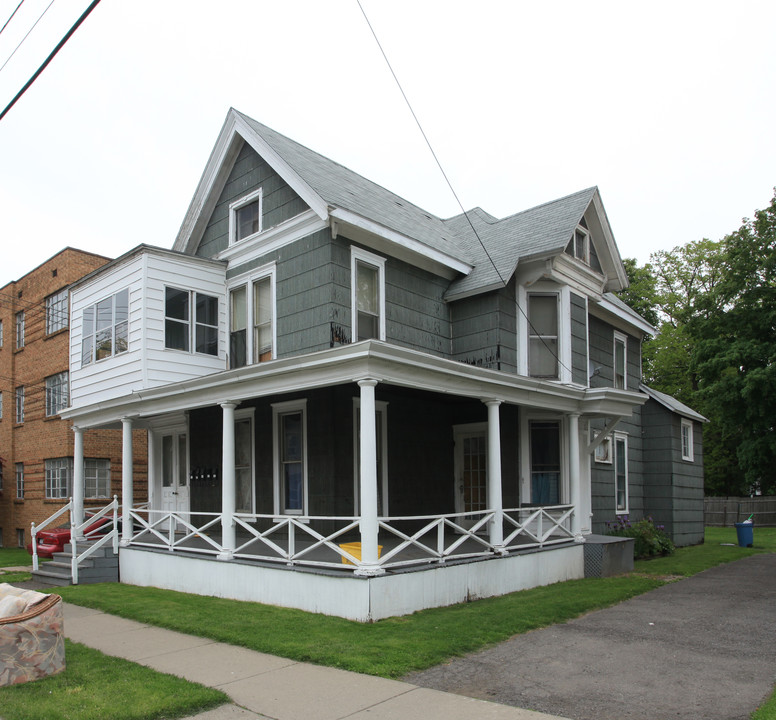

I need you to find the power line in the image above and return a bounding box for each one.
[0,0,56,75]
[0,0,25,38]
[0,0,102,122]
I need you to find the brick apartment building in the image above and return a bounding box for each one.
[0,248,147,548]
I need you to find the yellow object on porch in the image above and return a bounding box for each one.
[339,542,383,565]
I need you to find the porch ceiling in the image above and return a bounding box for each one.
[62,340,646,428]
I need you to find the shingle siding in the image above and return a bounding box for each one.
[570,292,588,385]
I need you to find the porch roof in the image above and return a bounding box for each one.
[61,340,647,429]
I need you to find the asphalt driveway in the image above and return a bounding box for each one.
[404,553,776,720]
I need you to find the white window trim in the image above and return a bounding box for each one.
[84,458,111,499]
[272,399,308,516]
[0,318,4,347]
[571,225,590,265]
[352,398,389,516]
[592,430,613,464]
[45,371,69,417]
[229,188,263,246]
[613,331,627,390]
[234,407,256,514]
[46,288,69,335]
[351,246,386,342]
[45,457,73,500]
[519,413,568,506]
[164,287,219,357]
[228,262,277,366]
[681,419,694,462]
[614,432,629,514]
[517,283,571,383]
[15,311,24,349]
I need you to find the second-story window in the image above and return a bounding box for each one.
[527,294,559,379]
[165,288,218,356]
[613,332,627,389]
[15,312,24,349]
[0,318,4,347]
[229,266,275,369]
[45,371,69,416]
[15,386,24,423]
[81,289,129,365]
[351,247,386,342]
[46,288,69,334]
[229,188,263,245]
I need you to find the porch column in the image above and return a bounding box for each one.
[121,417,134,546]
[219,402,237,560]
[568,412,583,542]
[71,426,85,540]
[485,400,505,552]
[356,379,384,576]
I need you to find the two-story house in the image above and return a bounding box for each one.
[59,109,704,620]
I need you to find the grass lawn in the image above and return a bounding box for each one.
[0,641,228,720]
[0,546,33,583]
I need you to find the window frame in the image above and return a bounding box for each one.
[527,293,560,380]
[0,318,4,347]
[15,463,24,499]
[351,247,386,342]
[81,289,129,366]
[15,311,24,349]
[681,419,694,462]
[613,331,627,390]
[0,390,3,420]
[45,458,73,500]
[164,287,219,357]
[272,399,308,516]
[15,386,24,424]
[229,188,263,246]
[46,288,69,335]
[84,458,111,499]
[228,263,276,369]
[592,430,612,464]
[45,371,69,416]
[614,433,629,514]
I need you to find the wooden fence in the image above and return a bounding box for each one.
[704,496,776,527]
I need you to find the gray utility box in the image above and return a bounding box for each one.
[583,535,635,578]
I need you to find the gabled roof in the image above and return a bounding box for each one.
[639,384,708,423]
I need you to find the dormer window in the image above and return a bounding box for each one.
[566,225,590,265]
[229,188,263,245]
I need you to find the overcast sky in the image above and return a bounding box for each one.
[1,0,774,288]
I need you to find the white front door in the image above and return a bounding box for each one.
[161,432,189,527]
[454,424,488,531]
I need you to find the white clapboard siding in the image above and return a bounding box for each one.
[70,247,227,409]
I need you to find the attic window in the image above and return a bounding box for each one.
[565,226,590,264]
[229,189,263,245]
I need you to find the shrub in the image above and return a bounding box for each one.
[605,515,675,559]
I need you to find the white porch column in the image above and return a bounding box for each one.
[219,402,237,560]
[72,426,85,540]
[484,400,505,551]
[568,412,584,542]
[356,379,383,576]
[121,417,134,545]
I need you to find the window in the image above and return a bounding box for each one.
[229,267,275,368]
[566,224,590,264]
[45,458,73,499]
[15,386,24,423]
[46,288,69,334]
[15,463,24,499]
[15,311,24,349]
[17,529,24,548]
[165,288,218,356]
[351,247,386,342]
[681,419,694,462]
[0,319,4,347]
[593,432,612,463]
[273,400,307,515]
[84,458,111,498]
[0,391,3,420]
[530,420,561,504]
[615,435,628,513]
[0,460,3,490]
[528,294,559,379]
[613,332,627,390]
[229,188,262,245]
[81,289,129,365]
[45,371,69,416]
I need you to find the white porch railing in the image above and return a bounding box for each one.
[124,504,575,571]
[31,496,120,584]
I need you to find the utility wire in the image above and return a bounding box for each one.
[356,1,573,378]
[0,0,25,37]
[0,0,56,75]
[0,0,102,122]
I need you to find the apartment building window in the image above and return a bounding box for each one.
[81,289,129,365]
[45,458,73,499]
[0,460,3,490]
[84,458,111,498]
[45,371,69,416]
[165,288,218,356]
[15,463,24,499]
[15,386,24,423]
[0,390,3,420]
[614,332,627,389]
[527,294,559,379]
[0,318,3,347]
[229,267,275,368]
[351,247,386,342]
[17,529,24,548]
[46,288,69,334]
[15,311,24,349]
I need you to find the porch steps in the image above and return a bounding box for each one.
[31,543,119,587]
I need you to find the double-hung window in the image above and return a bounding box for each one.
[15,386,24,423]
[45,371,69,416]
[613,332,627,389]
[15,463,24,499]
[527,294,559,379]
[615,434,628,513]
[229,267,275,369]
[273,400,307,515]
[81,289,129,365]
[15,312,24,349]
[229,189,262,245]
[351,247,386,342]
[46,288,69,334]
[165,288,219,356]
[566,223,590,265]
[45,458,73,499]
[681,419,694,462]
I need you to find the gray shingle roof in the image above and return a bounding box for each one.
[639,384,708,422]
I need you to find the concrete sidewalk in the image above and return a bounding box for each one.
[63,602,569,720]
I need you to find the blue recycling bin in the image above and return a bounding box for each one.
[734,522,754,548]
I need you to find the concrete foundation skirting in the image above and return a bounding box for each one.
[583,534,634,577]
[120,544,585,621]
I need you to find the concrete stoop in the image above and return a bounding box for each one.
[31,542,119,586]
